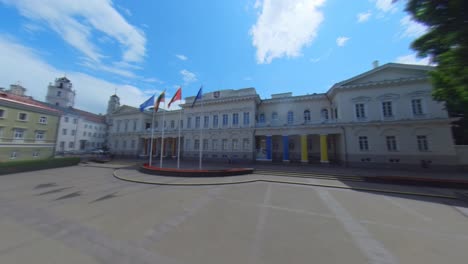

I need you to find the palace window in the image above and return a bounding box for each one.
[272,112,278,120]
[232,113,239,126]
[64,116,69,123]
[243,112,250,125]
[0,109,5,118]
[382,101,393,118]
[232,139,238,150]
[417,135,429,152]
[195,116,200,128]
[304,110,311,122]
[358,136,369,151]
[287,111,294,124]
[187,117,192,128]
[213,115,218,128]
[259,113,265,123]
[204,116,209,128]
[412,99,424,115]
[212,139,218,150]
[386,136,398,152]
[355,104,366,119]
[222,139,228,150]
[194,139,200,150]
[14,129,24,140]
[321,109,329,120]
[222,114,228,126]
[243,138,250,150]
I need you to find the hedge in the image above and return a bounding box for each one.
[0,157,81,175]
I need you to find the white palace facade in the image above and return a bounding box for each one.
[107,63,463,169]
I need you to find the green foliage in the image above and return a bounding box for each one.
[405,0,468,143]
[0,157,81,175]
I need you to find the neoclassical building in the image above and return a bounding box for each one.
[107,63,463,169]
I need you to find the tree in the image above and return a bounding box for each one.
[405,0,468,144]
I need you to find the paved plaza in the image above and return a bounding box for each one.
[0,165,468,264]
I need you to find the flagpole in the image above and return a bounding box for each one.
[177,106,183,169]
[149,109,156,167]
[199,97,203,169]
[160,101,166,168]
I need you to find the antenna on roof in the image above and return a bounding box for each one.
[114,87,118,95]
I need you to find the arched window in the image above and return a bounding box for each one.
[321,109,329,120]
[304,110,311,122]
[287,111,294,124]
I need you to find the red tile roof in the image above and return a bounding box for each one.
[0,92,61,114]
[72,108,106,123]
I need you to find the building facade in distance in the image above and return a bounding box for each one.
[45,77,107,154]
[0,85,60,161]
[107,63,463,169]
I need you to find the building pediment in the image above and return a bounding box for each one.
[336,63,432,87]
[112,105,139,115]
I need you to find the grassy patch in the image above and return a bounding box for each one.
[0,157,81,175]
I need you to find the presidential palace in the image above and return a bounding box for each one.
[106,62,467,169]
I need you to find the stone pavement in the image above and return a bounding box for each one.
[1,165,468,264]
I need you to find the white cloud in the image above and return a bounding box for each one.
[373,0,396,13]
[0,35,151,113]
[336,36,350,47]
[395,54,431,65]
[175,54,188,61]
[250,0,326,64]
[141,77,163,84]
[243,77,253,81]
[357,11,371,23]
[1,0,146,63]
[180,69,197,84]
[400,15,428,38]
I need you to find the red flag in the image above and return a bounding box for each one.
[168,87,182,108]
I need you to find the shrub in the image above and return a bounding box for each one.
[0,157,81,175]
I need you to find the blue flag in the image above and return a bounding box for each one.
[191,86,203,108]
[139,94,155,112]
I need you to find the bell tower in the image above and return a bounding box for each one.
[46,77,75,107]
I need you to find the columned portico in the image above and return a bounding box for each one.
[282,135,289,162]
[301,134,308,163]
[320,134,329,163]
[266,135,272,160]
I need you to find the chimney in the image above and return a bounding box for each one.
[372,60,379,69]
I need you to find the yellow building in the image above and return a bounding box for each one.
[0,85,61,161]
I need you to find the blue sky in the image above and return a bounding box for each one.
[0,0,429,113]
